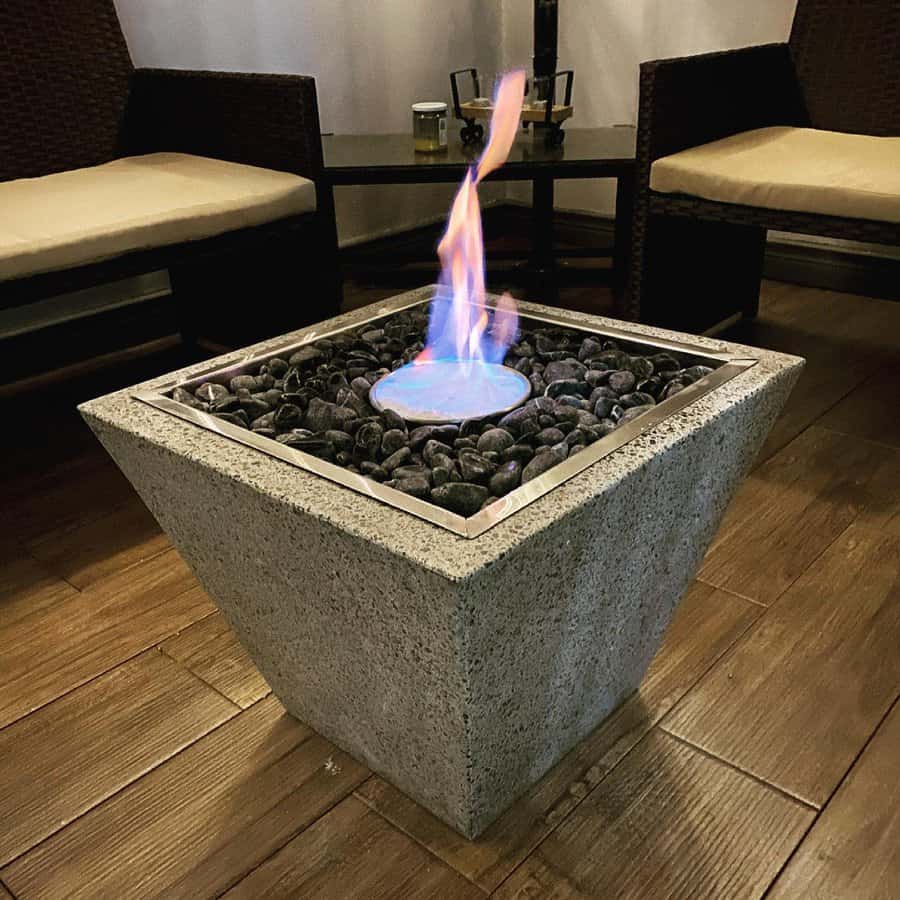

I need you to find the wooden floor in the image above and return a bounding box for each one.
[1,279,898,899]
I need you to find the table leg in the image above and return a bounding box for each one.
[531,173,559,303]
[317,179,344,313]
[612,169,635,306]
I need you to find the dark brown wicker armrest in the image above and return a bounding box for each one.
[637,43,807,168]
[123,69,323,178]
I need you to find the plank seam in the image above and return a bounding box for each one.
[816,423,900,454]
[0,604,219,737]
[760,692,900,899]
[155,646,243,712]
[1,691,286,873]
[694,578,769,608]
[658,728,819,811]
[352,786,490,897]
[0,692,242,872]
[488,601,768,896]
[211,771,373,899]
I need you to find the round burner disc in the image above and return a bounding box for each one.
[369,360,531,424]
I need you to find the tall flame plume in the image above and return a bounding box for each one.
[418,69,526,368]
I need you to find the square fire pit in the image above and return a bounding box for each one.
[80,286,802,838]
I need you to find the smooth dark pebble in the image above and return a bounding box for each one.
[431,483,489,517]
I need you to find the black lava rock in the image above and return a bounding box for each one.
[619,391,656,409]
[214,410,249,428]
[289,346,325,369]
[380,429,407,457]
[273,403,304,431]
[543,360,586,383]
[608,370,637,394]
[476,428,515,454]
[267,358,290,378]
[360,461,388,482]
[195,382,229,404]
[240,398,271,420]
[354,421,384,459]
[545,379,590,399]
[380,408,407,432]
[211,394,241,414]
[408,425,440,450]
[382,447,412,472]
[489,460,522,496]
[578,337,605,361]
[324,430,354,453]
[593,398,618,420]
[503,443,534,463]
[431,483,489,517]
[498,406,536,436]
[392,475,431,499]
[536,427,565,446]
[459,418,484,439]
[619,404,655,424]
[458,450,496,483]
[172,387,206,410]
[432,424,459,444]
[230,375,259,394]
[522,442,568,483]
[303,398,337,432]
[422,439,454,466]
[583,369,609,387]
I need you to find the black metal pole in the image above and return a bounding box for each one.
[533,0,558,102]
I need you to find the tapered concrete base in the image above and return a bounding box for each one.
[80,289,802,838]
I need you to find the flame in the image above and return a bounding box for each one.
[417,69,526,369]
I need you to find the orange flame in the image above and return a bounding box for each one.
[417,69,526,368]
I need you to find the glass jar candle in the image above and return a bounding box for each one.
[412,102,448,152]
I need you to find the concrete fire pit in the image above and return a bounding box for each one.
[80,287,802,838]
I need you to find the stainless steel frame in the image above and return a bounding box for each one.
[134,293,758,539]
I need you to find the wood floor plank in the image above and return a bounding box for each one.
[0,417,104,504]
[0,550,77,630]
[160,611,269,708]
[5,455,139,544]
[356,581,761,892]
[494,729,813,900]
[3,696,370,900]
[25,500,170,589]
[746,282,900,461]
[0,650,237,867]
[0,549,213,728]
[819,362,900,449]
[223,796,484,899]
[0,881,12,899]
[666,524,900,807]
[769,699,900,899]
[699,426,900,603]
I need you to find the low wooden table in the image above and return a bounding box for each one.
[321,126,636,302]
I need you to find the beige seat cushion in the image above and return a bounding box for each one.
[650,126,900,223]
[0,153,316,281]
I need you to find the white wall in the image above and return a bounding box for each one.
[114,0,504,245]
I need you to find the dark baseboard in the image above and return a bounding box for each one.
[0,293,179,385]
[762,240,900,301]
[343,202,899,302]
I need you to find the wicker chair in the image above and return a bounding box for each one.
[628,0,900,333]
[0,0,340,356]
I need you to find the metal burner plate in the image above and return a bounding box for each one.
[370,360,531,424]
